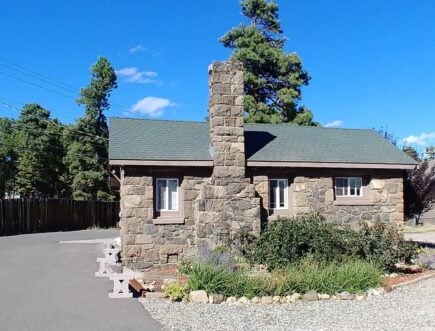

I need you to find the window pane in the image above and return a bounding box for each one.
[168,179,178,210]
[279,180,285,208]
[335,178,347,196]
[157,180,167,210]
[349,178,362,196]
[269,180,277,208]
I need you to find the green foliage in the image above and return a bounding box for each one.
[0,118,17,197]
[162,280,189,301]
[402,146,421,162]
[252,214,354,269]
[13,104,67,197]
[404,160,435,225]
[65,57,117,201]
[182,257,382,298]
[281,257,382,295]
[220,0,315,125]
[353,220,418,271]
[250,215,417,272]
[186,262,232,295]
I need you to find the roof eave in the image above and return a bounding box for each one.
[109,159,416,170]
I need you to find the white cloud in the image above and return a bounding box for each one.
[323,120,344,128]
[129,44,145,54]
[115,67,158,84]
[402,132,435,146]
[131,97,175,117]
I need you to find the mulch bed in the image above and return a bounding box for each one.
[382,270,435,291]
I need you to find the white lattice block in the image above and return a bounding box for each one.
[103,248,120,266]
[95,258,110,278]
[108,272,134,299]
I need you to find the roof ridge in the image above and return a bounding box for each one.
[109,117,206,124]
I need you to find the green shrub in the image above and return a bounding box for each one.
[252,214,355,269]
[352,220,418,271]
[162,280,189,301]
[251,214,418,272]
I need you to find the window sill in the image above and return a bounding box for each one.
[334,199,373,206]
[152,217,185,225]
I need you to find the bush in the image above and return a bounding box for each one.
[251,214,418,271]
[352,220,418,271]
[252,214,355,269]
[162,280,189,301]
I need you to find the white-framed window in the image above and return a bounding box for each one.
[335,177,362,197]
[269,179,288,209]
[156,178,179,211]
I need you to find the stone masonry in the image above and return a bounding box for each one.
[195,62,261,250]
[292,174,404,228]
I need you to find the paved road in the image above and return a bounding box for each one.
[405,231,435,245]
[0,230,162,331]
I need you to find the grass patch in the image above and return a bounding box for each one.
[182,257,383,298]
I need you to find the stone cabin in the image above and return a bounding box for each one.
[108,61,417,269]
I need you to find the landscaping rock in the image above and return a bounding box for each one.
[279,297,287,304]
[189,290,208,304]
[237,296,250,305]
[226,296,237,304]
[338,292,355,300]
[208,293,224,304]
[261,296,273,304]
[318,294,331,300]
[330,295,339,300]
[303,290,319,301]
[376,287,386,295]
[272,296,281,303]
[356,294,366,301]
[251,296,261,304]
[290,293,301,302]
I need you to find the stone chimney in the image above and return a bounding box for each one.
[208,61,245,179]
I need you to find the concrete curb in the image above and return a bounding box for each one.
[391,272,435,290]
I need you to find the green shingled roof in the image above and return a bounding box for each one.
[109,117,417,165]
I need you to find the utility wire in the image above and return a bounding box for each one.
[0,58,141,118]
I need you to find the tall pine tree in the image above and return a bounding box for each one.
[65,57,117,201]
[220,0,315,125]
[13,104,66,197]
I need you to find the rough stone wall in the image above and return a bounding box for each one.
[293,175,404,228]
[195,61,261,250]
[120,171,206,269]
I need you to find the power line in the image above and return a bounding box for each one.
[0,58,141,118]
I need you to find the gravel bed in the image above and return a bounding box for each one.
[140,278,435,331]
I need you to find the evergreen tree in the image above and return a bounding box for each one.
[65,57,117,201]
[403,146,421,162]
[13,104,66,197]
[0,118,17,198]
[425,146,435,160]
[220,0,315,125]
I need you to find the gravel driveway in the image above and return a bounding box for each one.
[141,277,435,331]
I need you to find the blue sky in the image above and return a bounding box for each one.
[0,0,434,151]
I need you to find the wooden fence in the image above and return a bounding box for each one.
[0,199,120,236]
